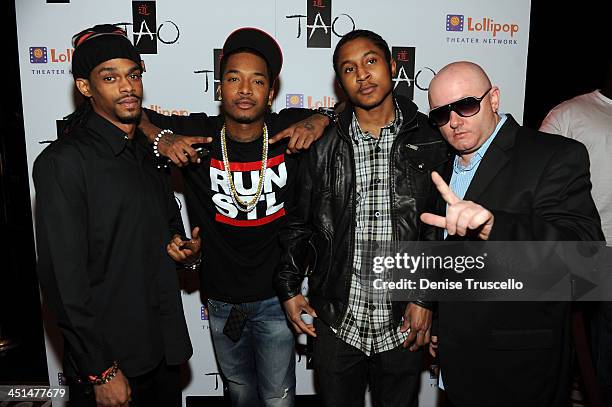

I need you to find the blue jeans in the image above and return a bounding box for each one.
[207,296,296,407]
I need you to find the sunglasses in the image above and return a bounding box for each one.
[429,87,492,127]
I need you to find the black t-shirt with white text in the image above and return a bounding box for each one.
[147,108,313,303]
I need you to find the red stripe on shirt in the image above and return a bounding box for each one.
[210,154,285,172]
[215,208,285,227]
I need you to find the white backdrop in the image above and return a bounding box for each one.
[15,0,531,405]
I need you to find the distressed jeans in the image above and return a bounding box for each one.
[208,296,296,407]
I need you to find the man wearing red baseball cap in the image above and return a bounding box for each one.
[139,27,333,406]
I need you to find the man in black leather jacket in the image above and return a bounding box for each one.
[275,30,449,407]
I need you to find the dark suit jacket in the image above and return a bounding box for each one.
[437,115,603,407]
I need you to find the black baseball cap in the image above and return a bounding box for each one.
[221,27,283,80]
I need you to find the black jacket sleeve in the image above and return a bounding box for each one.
[489,140,603,242]
[158,173,193,365]
[273,107,317,128]
[33,146,114,376]
[275,148,316,301]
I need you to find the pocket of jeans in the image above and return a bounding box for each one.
[207,298,229,312]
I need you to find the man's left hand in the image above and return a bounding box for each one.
[268,114,330,154]
[400,302,432,351]
[420,171,494,240]
[167,226,201,264]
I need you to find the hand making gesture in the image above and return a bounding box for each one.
[420,171,494,240]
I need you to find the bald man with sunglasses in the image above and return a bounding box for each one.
[422,61,603,407]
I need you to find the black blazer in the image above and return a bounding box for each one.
[437,115,603,407]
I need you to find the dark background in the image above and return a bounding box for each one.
[1,0,608,395]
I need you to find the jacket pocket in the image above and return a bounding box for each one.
[402,140,448,173]
[331,151,344,199]
[398,140,448,196]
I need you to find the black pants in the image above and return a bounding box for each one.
[69,360,181,406]
[313,318,423,407]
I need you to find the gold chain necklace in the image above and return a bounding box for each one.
[220,124,268,213]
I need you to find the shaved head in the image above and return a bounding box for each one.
[429,61,492,109]
[428,61,500,162]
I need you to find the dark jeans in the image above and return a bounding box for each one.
[313,318,423,407]
[68,359,181,406]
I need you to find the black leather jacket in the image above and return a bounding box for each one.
[275,95,449,328]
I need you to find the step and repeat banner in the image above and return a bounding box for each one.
[15,0,531,405]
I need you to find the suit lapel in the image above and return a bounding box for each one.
[463,115,518,202]
[436,157,454,214]
[433,115,519,240]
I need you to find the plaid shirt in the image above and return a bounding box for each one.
[336,101,408,355]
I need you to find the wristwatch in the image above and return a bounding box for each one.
[315,106,337,124]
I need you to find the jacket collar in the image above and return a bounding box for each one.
[461,114,518,202]
[440,113,519,202]
[437,114,519,239]
[336,93,419,141]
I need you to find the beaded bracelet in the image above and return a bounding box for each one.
[88,360,119,385]
[153,129,173,158]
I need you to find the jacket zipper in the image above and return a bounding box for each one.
[406,139,446,151]
[335,119,358,328]
[389,122,419,240]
